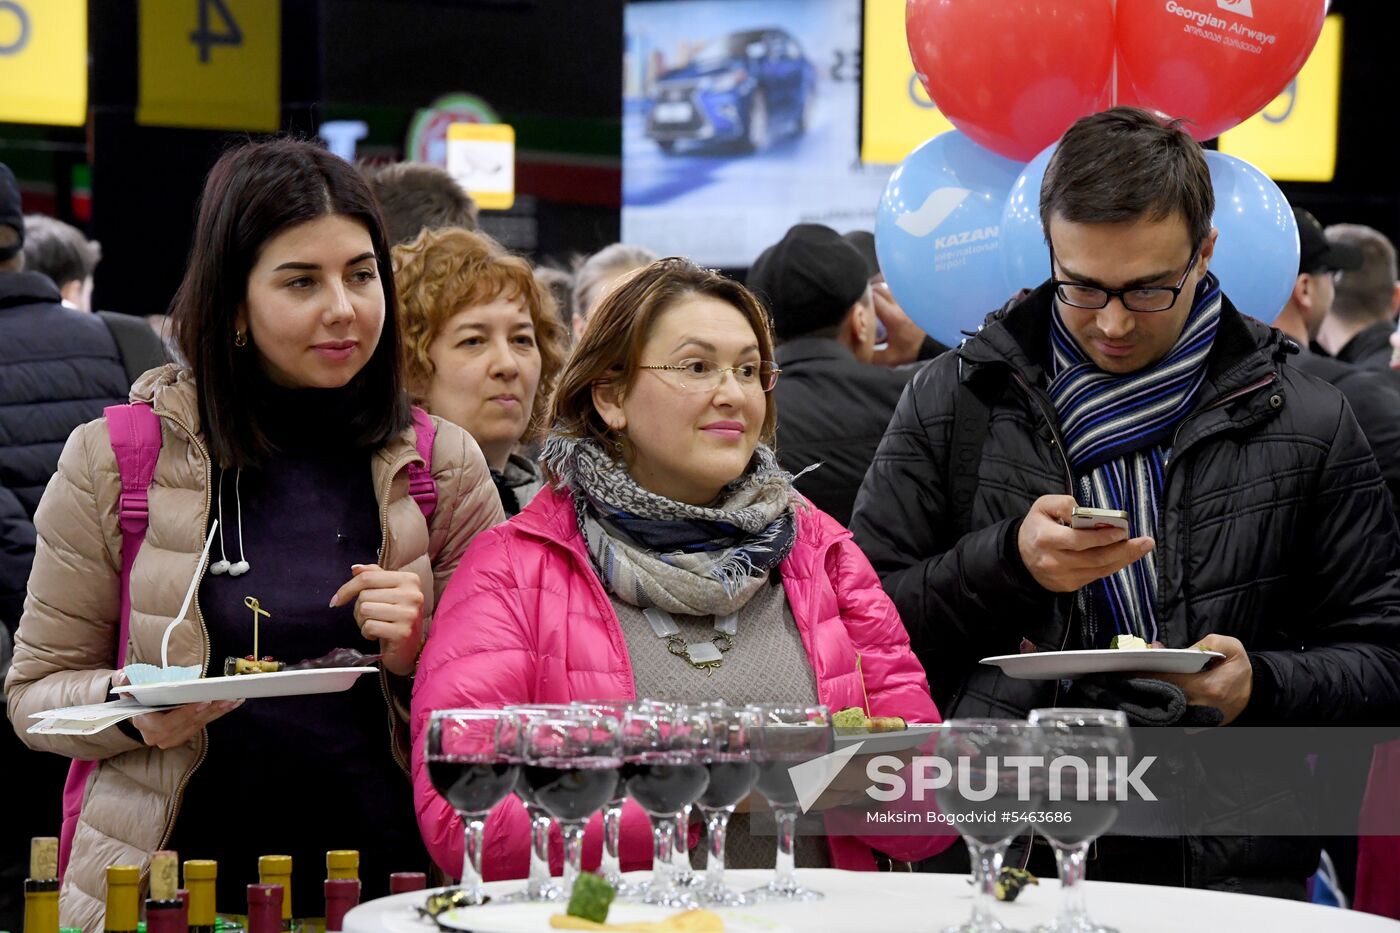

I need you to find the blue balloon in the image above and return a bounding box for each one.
[999,142,1057,294]
[875,130,1025,347]
[1204,151,1299,325]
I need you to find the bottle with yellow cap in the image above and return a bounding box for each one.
[256,857,296,932]
[182,861,217,933]
[23,837,59,933]
[144,852,186,933]
[104,865,141,933]
[322,852,357,883]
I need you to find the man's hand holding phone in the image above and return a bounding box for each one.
[1018,495,1155,593]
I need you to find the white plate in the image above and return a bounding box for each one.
[834,723,942,755]
[437,902,790,933]
[111,667,376,706]
[980,648,1225,680]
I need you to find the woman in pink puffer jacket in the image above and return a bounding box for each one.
[411,258,953,882]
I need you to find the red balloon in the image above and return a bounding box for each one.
[907,0,1115,162]
[1116,0,1325,141]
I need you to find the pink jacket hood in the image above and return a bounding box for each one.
[411,485,952,879]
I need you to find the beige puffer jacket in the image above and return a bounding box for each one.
[4,366,505,931]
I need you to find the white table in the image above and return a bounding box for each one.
[343,868,1400,932]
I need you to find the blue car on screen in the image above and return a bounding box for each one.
[645,28,815,155]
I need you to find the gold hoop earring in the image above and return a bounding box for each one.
[234,329,248,348]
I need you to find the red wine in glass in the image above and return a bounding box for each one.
[429,759,521,814]
[523,757,622,822]
[701,756,759,810]
[625,752,710,815]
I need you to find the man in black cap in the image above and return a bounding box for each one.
[0,163,137,933]
[1276,208,1400,518]
[1315,222,1400,384]
[747,222,919,524]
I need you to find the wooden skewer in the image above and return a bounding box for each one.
[856,652,871,718]
[244,596,271,662]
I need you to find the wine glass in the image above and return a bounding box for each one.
[425,710,524,906]
[571,700,639,896]
[631,699,699,887]
[502,703,584,902]
[621,704,712,908]
[934,719,1040,933]
[1028,709,1132,933]
[748,704,834,902]
[521,712,623,897]
[695,705,761,906]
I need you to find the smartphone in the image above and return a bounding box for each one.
[1070,506,1130,532]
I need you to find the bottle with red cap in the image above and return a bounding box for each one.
[246,884,283,933]
[387,873,425,896]
[322,851,360,932]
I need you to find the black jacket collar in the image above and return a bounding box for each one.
[1338,321,1394,364]
[0,271,62,310]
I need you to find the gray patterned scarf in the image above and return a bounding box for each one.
[540,434,801,615]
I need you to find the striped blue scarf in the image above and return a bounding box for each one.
[1048,273,1222,645]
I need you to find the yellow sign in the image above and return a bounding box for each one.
[0,0,87,126]
[861,0,954,165]
[138,0,280,131]
[1218,15,1342,183]
[446,123,516,211]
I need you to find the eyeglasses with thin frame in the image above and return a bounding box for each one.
[638,359,782,394]
[1050,244,1202,313]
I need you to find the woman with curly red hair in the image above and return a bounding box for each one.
[395,228,567,514]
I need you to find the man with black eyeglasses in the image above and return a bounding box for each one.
[850,108,1400,897]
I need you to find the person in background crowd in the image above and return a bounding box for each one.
[394,227,567,515]
[570,242,656,341]
[410,257,950,880]
[841,229,950,366]
[4,140,504,931]
[1275,208,1400,519]
[0,166,146,933]
[20,212,167,382]
[1314,223,1400,381]
[533,262,575,335]
[22,213,101,311]
[851,108,1400,897]
[361,160,480,246]
[746,223,917,526]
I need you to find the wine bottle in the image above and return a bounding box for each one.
[245,885,282,933]
[144,852,186,933]
[321,880,358,933]
[23,837,59,933]
[387,872,425,895]
[182,861,216,933]
[255,857,293,933]
[104,865,141,933]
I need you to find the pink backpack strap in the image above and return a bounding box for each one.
[408,406,438,520]
[60,402,163,879]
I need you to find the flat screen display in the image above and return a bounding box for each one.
[622,0,892,268]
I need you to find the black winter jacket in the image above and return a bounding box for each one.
[1291,348,1400,521]
[851,283,1400,894]
[773,337,918,525]
[0,272,132,625]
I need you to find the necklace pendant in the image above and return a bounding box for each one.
[686,641,724,668]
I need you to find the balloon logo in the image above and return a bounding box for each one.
[875,130,1025,347]
[1115,0,1326,142]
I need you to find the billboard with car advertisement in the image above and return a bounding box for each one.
[622,0,891,268]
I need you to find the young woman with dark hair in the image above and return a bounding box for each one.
[4,138,504,930]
